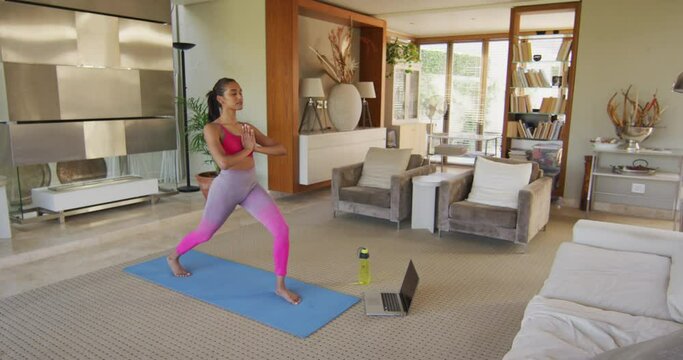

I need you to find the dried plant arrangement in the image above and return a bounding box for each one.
[309,26,357,84]
[607,85,667,128]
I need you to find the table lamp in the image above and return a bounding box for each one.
[357,81,376,128]
[298,78,325,133]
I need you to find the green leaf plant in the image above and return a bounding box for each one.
[386,39,420,77]
[177,96,220,174]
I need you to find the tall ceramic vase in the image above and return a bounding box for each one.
[327,83,362,131]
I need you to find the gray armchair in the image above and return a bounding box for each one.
[332,154,436,229]
[437,157,552,246]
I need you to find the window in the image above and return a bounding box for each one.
[419,38,509,160]
[418,44,448,133]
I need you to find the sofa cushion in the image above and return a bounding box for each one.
[467,156,532,209]
[591,328,683,360]
[339,186,391,208]
[357,147,412,189]
[503,296,683,360]
[540,242,673,321]
[449,201,517,228]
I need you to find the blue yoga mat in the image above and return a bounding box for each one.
[124,251,359,338]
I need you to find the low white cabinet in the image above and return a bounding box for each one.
[32,177,159,212]
[299,128,386,185]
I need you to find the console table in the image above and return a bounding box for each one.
[587,148,683,224]
[299,128,386,185]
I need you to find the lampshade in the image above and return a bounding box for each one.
[356,81,376,99]
[674,72,683,93]
[300,78,325,98]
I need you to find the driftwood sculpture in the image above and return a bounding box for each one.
[607,85,666,128]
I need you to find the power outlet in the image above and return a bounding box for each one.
[631,183,646,194]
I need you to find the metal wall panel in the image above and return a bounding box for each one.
[0,2,78,66]
[125,118,177,154]
[9,122,85,165]
[119,19,173,71]
[3,62,61,121]
[75,13,120,68]
[0,64,9,121]
[56,66,142,119]
[6,0,171,24]
[83,120,126,159]
[140,70,174,117]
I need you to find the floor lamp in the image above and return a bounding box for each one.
[357,81,376,128]
[173,41,199,192]
[298,78,325,133]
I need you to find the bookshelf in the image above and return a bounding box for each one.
[502,2,581,197]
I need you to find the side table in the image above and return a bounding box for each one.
[411,173,459,233]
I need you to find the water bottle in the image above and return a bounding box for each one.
[358,247,371,285]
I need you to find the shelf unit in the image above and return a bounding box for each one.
[501,2,581,197]
[587,148,683,223]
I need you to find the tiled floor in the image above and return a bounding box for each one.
[0,188,330,299]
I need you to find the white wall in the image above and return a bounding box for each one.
[565,0,683,205]
[177,0,268,185]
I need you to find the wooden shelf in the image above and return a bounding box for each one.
[265,0,387,193]
[501,1,581,197]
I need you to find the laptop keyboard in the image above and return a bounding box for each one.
[381,293,402,312]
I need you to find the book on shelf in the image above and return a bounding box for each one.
[510,94,532,113]
[506,121,518,138]
[556,38,573,61]
[511,119,564,140]
[508,148,529,161]
[512,69,551,88]
[538,96,567,114]
[512,40,533,62]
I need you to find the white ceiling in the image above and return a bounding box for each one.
[319,0,576,37]
[173,0,576,38]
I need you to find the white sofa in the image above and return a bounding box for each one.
[504,219,683,359]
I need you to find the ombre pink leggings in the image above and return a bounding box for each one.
[175,168,289,276]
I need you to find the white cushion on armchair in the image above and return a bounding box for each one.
[466,156,532,209]
[357,147,412,189]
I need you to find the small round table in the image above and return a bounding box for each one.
[411,173,460,233]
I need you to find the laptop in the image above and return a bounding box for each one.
[364,260,419,316]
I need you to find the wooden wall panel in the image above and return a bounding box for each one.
[360,27,386,128]
[266,0,297,192]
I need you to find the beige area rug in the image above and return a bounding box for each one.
[0,199,577,360]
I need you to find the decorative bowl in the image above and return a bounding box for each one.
[616,126,653,152]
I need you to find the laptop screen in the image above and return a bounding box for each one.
[399,260,419,310]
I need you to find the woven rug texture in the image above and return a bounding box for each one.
[0,199,576,360]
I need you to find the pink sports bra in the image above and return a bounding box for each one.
[220,125,253,157]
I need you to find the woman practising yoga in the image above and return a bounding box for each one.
[167,78,300,305]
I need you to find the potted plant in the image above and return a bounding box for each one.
[180,96,219,198]
[386,39,420,77]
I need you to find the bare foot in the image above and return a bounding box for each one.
[167,255,191,277]
[276,288,301,305]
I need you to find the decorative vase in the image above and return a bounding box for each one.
[327,83,362,131]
